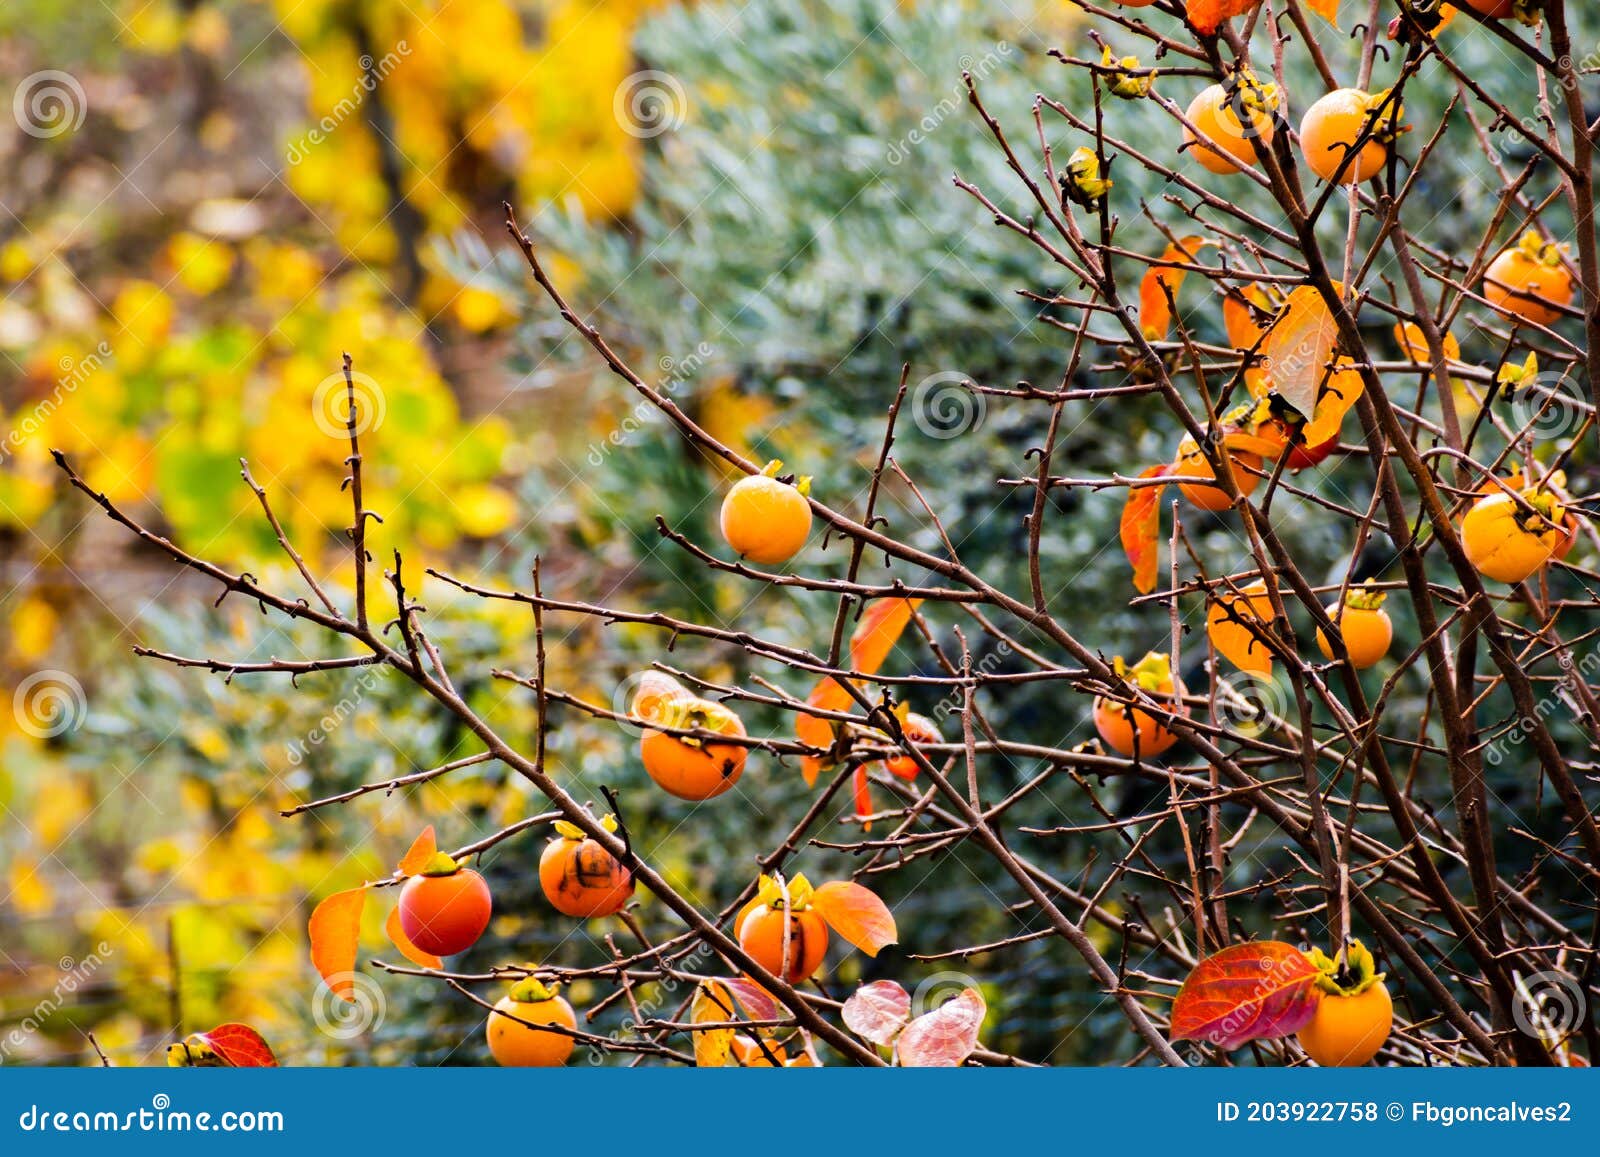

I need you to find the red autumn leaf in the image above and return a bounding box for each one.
[1305,0,1338,26]
[1120,464,1172,595]
[1262,286,1339,420]
[1139,237,1212,341]
[396,824,436,877]
[851,597,922,674]
[723,976,780,1022]
[1187,0,1262,34]
[385,904,443,970]
[897,988,986,1067]
[1170,941,1322,1050]
[811,879,898,956]
[196,1023,277,1067]
[309,886,367,1002]
[842,979,912,1046]
[852,764,875,830]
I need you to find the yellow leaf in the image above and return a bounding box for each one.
[9,855,54,917]
[691,980,738,1067]
[8,594,58,661]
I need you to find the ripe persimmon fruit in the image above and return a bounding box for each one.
[720,459,812,565]
[1206,581,1275,674]
[1093,651,1187,758]
[737,875,828,983]
[398,853,493,957]
[539,816,634,918]
[1298,941,1393,1067]
[640,695,748,800]
[1460,0,1514,15]
[1484,232,1574,327]
[1462,488,1565,584]
[1174,435,1261,511]
[1316,584,1394,670]
[1183,75,1277,175]
[486,978,576,1067]
[1299,89,1405,184]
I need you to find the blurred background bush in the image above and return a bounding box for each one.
[2,0,1593,1066]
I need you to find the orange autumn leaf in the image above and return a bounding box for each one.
[1120,464,1172,594]
[385,904,443,970]
[1305,0,1339,26]
[798,676,853,786]
[1139,237,1212,341]
[1301,364,1366,447]
[1187,0,1262,34]
[1224,285,1273,350]
[1262,285,1339,420]
[811,879,898,956]
[309,886,367,1002]
[196,1023,278,1067]
[397,824,436,877]
[1170,941,1321,1049]
[851,597,922,675]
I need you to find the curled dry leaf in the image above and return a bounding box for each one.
[842,979,912,1047]
[896,988,986,1067]
[308,886,367,1002]
[811,879,898,956]
[1169,941,1321,1050]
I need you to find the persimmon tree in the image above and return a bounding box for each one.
[58,0,1600,1066]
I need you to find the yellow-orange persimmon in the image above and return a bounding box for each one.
[539,816,633,918]
[1299,89,1404,184]
[720,459,812,564]
[739,877,830,984]
[1207,581,1275,673]
[640,696,748,800]
[1484,232,1574,327]
[1462,489,1565,584]
[486,978,577,1067]
[1297,941,1393,1067]
[1174,435,1261,511]
[1093,651,1187,758]
[1183,77,1277,175]
[1316,584,1394,670]
[397,854,493,957]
